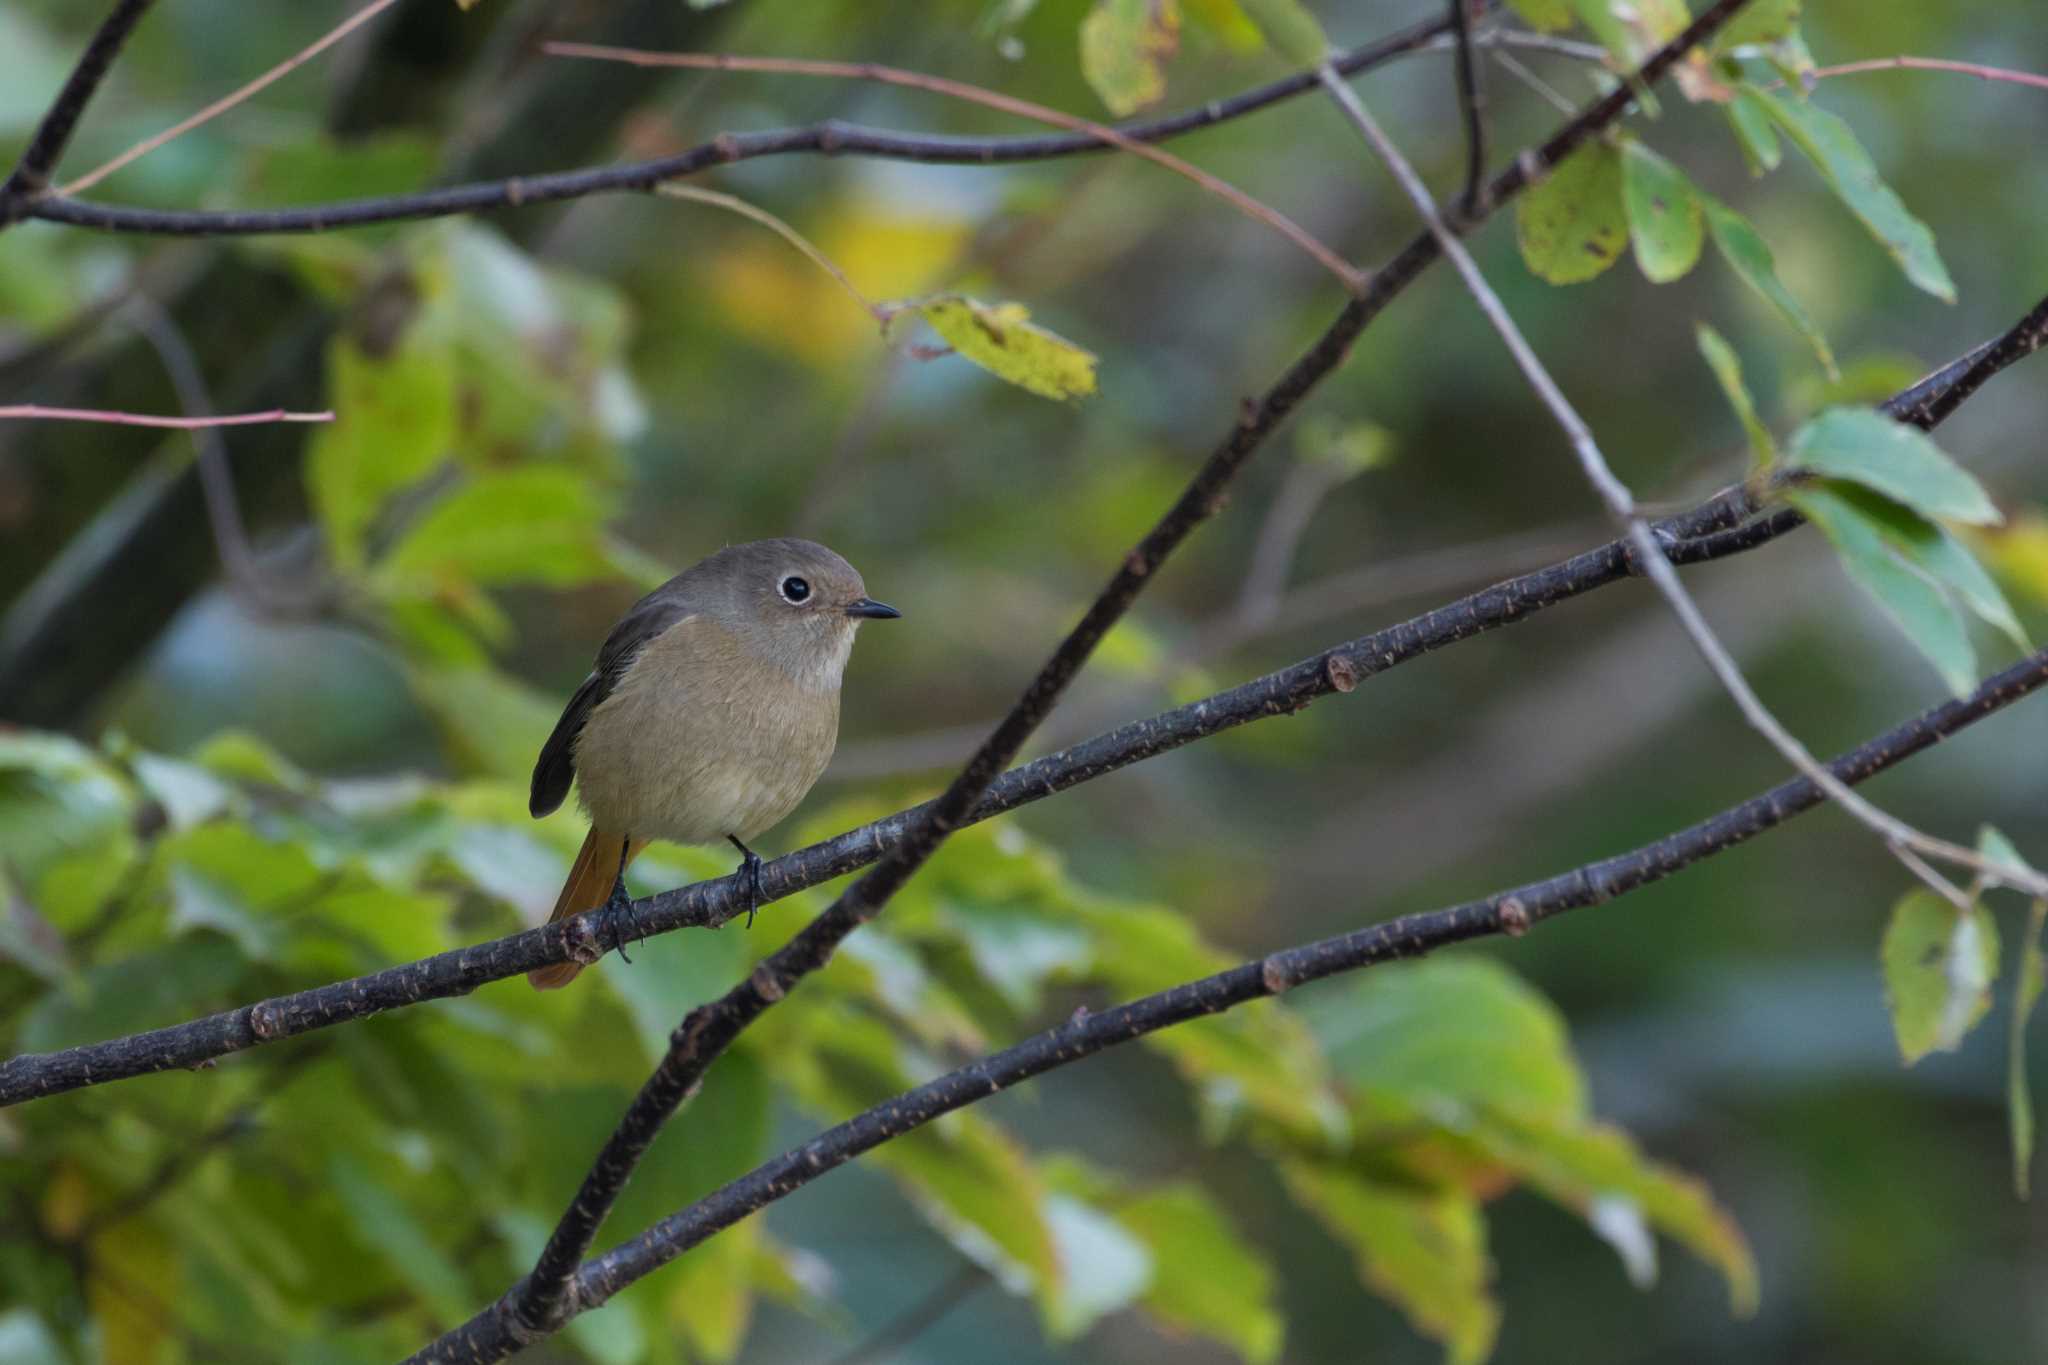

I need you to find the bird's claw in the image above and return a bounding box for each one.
[728,835,764,929]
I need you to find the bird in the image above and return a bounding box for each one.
[526,538,899,989]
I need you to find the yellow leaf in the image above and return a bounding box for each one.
[907,295,1099,401]
[1081,0,1182,116]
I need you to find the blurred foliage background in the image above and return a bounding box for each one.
[4,0,2048,1361]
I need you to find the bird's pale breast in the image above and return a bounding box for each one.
[570,615,840,844]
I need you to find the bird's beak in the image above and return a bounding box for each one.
[845,597,902,620]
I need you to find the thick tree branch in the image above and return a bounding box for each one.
[410,641,2048,1361]
[0,0,156,227]
[499,5,1765,1334]
[5,285,2041,1110]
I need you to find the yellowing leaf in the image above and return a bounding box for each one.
[1080,0,1182,117]
[1505,0,1575,33]
[1882,889,2001,1064]
[1235,0,1328,65]
[1184,0,1264,50]
[907,295,1099,400]
[1281,1162,1497,1365]
[1515,141,1627,285]
[1118,1185,1284,1363]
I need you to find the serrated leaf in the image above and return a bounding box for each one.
[306,334,457,571]
[907,295,1098,400]
[1700,196,1835,375]
[1307,958,1586,1125]
[1752,87,1955,302]
[1787,407,2000,526]
[1724,86,1782,174]
[1815,483,2026,651]
[1788,485,1976,697]
[375,466,613,595]
[1515,140,1628,285]
[1280,1162,1496,1365]
[1881,889,2000,1064]
[1235,0,1327,65]
[1620,140,1703,283]
[1118,1185,1283,1364]
[1080,0,1181,117]
[1695,323,1775,467]
[1470,1114,1759,1314]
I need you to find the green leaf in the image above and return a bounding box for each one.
[1234,0,1328,65]
[1305,957,1587,1125]
[2012,897,2046,1198]
[1700,196,1835,375]
[1469,1114,1759,1314]
[0,732,134,888]
[1183,0,1264,50]
[404,664,561,780]
[328,1153,474,1323]
[1503,0,1574,33]
[1043,1193,1153,1338]
[1080,0,1182,117]
[1514,141,1627,285]
[375,466,613,594]
[1881,889,2001,1064]
[1725,85,1782,174]
[1713,0,1801,50]
[1814,483,2026,651]
[306,334,458,571]
[1117,1185,1283,1364]
[1620,141,1703,283]
[905,295,1098,400]
[1280,1162,1496,1365]
[1752,87,1955,302]
[1788,485,1976,697]
[1787,407,2000,526]
[1694,323,1775,468]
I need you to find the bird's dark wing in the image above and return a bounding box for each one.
[528,589,697,818]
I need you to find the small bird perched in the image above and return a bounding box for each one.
[526,538,899,989]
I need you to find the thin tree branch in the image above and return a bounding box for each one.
[6,284,2039,1110]
[1314,59,2048,906]
[546,43,1365,292]
[0,405,334,429]
[500,9,1763,1336]
[1447,0,1488,216]
[56,0,405,197]
[14,12,1522,239]
[414,641,2048,1359]
[0,0,156,227]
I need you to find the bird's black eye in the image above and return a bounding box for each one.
[779,575,811,604]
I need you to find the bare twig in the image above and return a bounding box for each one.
[0,0,156,227]
[1447,0,1488,215]
[57,0,405,197]
[1314,57,2048,905]
[0,405,333,429]
[1800,55,2048,95]
[653,184,885,320]
[423,642,2048,1354]
[545,43,1365,293]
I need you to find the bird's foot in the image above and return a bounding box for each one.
[728,835,764,928]
[601,869,638,965]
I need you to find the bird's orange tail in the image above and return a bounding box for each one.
[528,829,648,990]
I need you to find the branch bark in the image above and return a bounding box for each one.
[0,0,156,227]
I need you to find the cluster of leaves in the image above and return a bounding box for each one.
[0,727,1753,1362]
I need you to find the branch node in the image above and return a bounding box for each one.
[712,132,743,164]
[749,963,787,1003]
[1515,146,1546,188]
[1124,549,1151,577]
[1496,896,1531,937]
[248,1001,285,1041]
[1324,652,1360,694]
[561,914,606,967]
[1237,395,1261,430]
[505,176,526,207]
[1260,954,1294,995]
